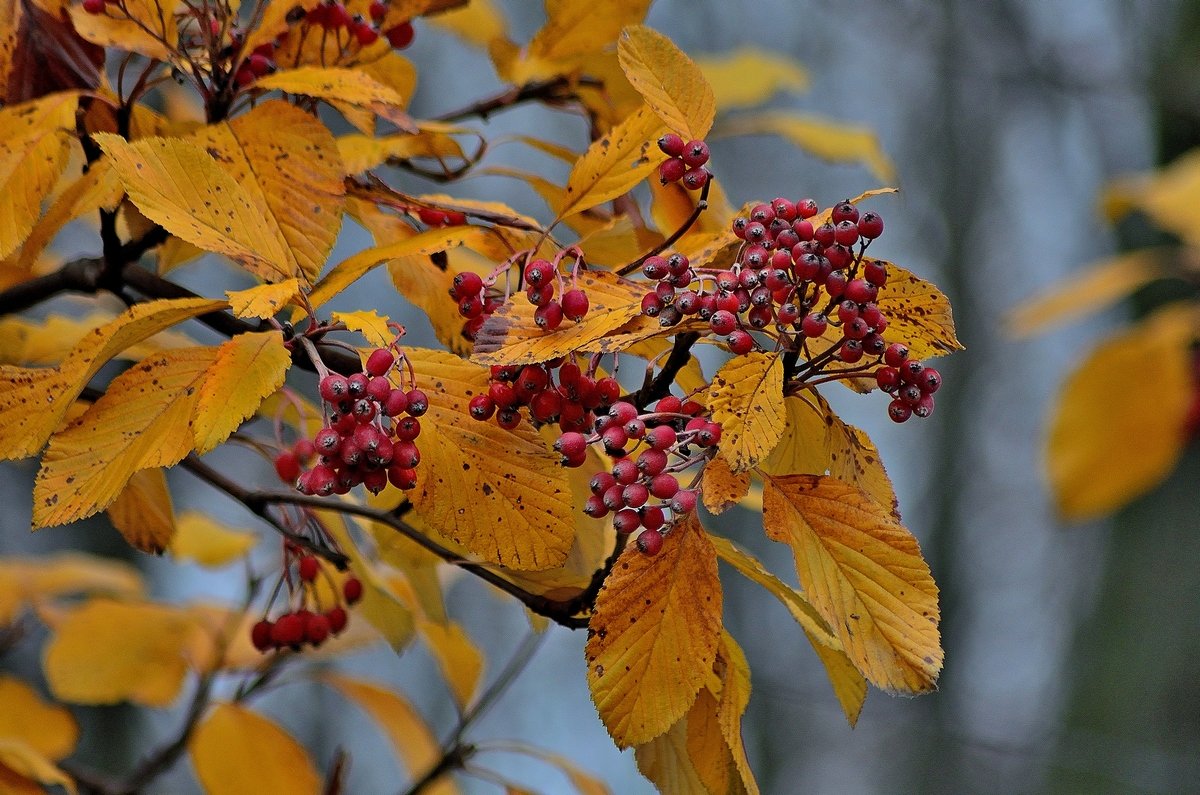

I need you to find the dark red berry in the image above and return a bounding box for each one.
[366,348,395,377]
[275,451,300,483]
[659,158,686,184]
[327,607,348,634]
[251,620,274,652]
[468,394,495,421]
[342,577,363,604]
[888,399,912,423]
[562,289,589,321]
[831,200,859,224]
[405,389,429,417]
[858,212,884,239]
[298,556,319,582]
[384,20,414,48]
[658,133,685,157]
[884,343,909,368]
[636,528,664,555]
[681,167,709,191]
[682,140,710,168]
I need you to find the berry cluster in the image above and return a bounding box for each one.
[554,396,719,555]
[657,134,711,191]
[874,343,941,422]
[274,346,428,496]
[469,358,622,434]
[250,546,364,653]
[452,249,592,341]
[639,198,937,421]
[417,207,468,227]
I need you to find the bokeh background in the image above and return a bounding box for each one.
[4,0,1200,792]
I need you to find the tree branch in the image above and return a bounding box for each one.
[632,331,701,410]
[433,76,599,124]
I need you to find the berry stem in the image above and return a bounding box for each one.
[617,178,712,277]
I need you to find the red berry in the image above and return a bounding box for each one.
[366,348,395,377]
[728,330,754,355]
[468,394,495,420]
[274,451,300,483]
[622,483,649,508]
[646,424,677,450]
[709,309,737,336]
[670,489,698,514]
[326,607,348,634]
[354,22,379,45]
[649,473,679,499]
[319,374,350,402]
[369,0,387,20]
[83,0,106,13]
[305,613,331,646]
[385,20,414,48]
[347,373,369,397]
[858,212,884,239]
[658,158,686,184]
[636,448,668,476]
[393,440,420,469]
[388,465,418,489]
[342,577,363,604]
[583,495,609,518]
[406,389,429,417]
[918,367,942,394]
[251,620,274,652]
[612,457,639,485]
[452,271,483,298]
[562,289,590,321]
[298,556,319,582]
[271,613,304,647]
[884,343,909,368]
[834,219,859,246]
[900,359,925,383]
[656,396,682,414]
[636,528,664,555]
[642,255,670,280]
[613,509,641,534]
[682,140,710,168]
[839,339,865,363]
[366,376,392,402]
[876,367,901,392]
[831,200,860,224]
[523,258,554,286]
[888,399,912,423]
[383,388,409,416]
[801,312,828,338]
[534,301,564,330]
[248,53,273,76]
[795,198,819,218]
[554,431,587,459]
[913,394,936,418]
[658,133,686,156]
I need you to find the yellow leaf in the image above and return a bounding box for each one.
[0,554,143,627]
[1047,304,1197,520]
[558,104,668,219]
[254,67,415,131]
[417,619,483,711]
[225,278,304,319]
[708,352,786,472]
[0,93,77,260]
[324,675,457,795]
[1129,148,1200,244]
[43,599,198,706]
[358,51,419,113]
[170,511,256,566]
[190,704,321,795]
[762,474,942,695]
[33,346,219,528]
[331,310,393,348]
[193,331,291,455]
[0,306,197,367]
[310,224,490,308]
[712,632,759,793]
[0,676,79,760]
[762,392,899,518]
[700,456,750,515]
[94,133,296,282]
[428,0,507,47]
[472,269,648,366]
[189,101,346,283]
[618,26,715,140]
[0,297,224,461]
[708,535,866,726]
[1008,248,1166,337]
[718,111,895,183]
[697,48,809,110]
[0,739,76,795]
[498,745,611,795]
[407,348,575,570]
[338,129,466,174]
[106,468,175,554]
[68,0,176,60]
[586,513,723,748]
[240,0,323,56]
[15,157,123,270]
[529,0,650,63]
[633,711,708,794]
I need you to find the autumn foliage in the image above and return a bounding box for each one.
[0,0,961,791]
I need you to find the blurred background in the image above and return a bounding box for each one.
[4,0,1200,792]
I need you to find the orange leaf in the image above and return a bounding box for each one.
[0,740,76,795]
[170,511,256,567]
[528,0,650,63]
[193,331,291,455]
[0,93,78,260]
[0,676,79,761]
[33,346,219,528]
[0,553,143,627]
[700,455,750,515]
[558,104,667,219]
[697,48,809,111]
[68,0,176,60]
[762,474,941,695]
[472,269,648,366]
[407,348,575,570]
[586,513,723,747]
[189,101,346,283]
[14,156,123,270]
[225,278,304,319]
[0,297,224,461]
[618,26,715,140]
[416,619,484,711]
[190,704,321,795]
[105,468,175,554]
[253,67,416,132]
[1047,303,1196,520]
[717,111,895,183]
[94,133,296,283]
[707,351,787,472]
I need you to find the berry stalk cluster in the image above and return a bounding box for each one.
[452,247,593,341]
[470,358,621,435]
[250,543,364,653]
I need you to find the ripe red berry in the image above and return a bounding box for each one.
[354,21,379,45]
[636,528,664,556]
[248,53,274,76]
[709,309,737,336]
[366,348,395,377]
[888,399,912,423]
[682,140,710,168]
[452,271,483,298]
[305,613,331,646]
[839,339,865,363]
[858,212,884,239]
[834,219,859,246]
[388,465,418,489]
[366,375,392,402]
[368,0,387,20]
[681,167,709,191]
[342,577,363,604]
[656,396,682,414]
[583,494,609,518]
[383,388,409,416]
[801,312,828,338]
[562,289,589,321]
[918,367,942,394]
[831,200,860,224]
[728,330,754,355]
[613,509,641,534]
[534,301,563,330]
[406,389,429,417]
[251,620,274,652]
[612,457,639,485]
[913,394,936,418]
[876,367,901,392]
[884,342,909,368]
[83,0,106,12]
[646,424,677,450]
[899,359,925,383]
[326,606,348,634]
[622,483,649,508]
[636,448,668,476]
[658,133,686,157]
[384,20,414,48]
[393,440,420,469]
[298,555,319,582]
[658,158,686,184]
[319,374,350,402]
[554,431,587,459]
[670,489,698,514]
[271,613,305,647]
[274,451,300,483]
[468,394,495,420]
[649,473,679,499]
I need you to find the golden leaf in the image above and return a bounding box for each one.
[331,310,393,348]
[700,456,750,515]
[94,134,295,283]
[170,511,256,567]
[338,129,466,174]
[0,93,77,260]
[762,392,899,518]
[324,675,458,795]
[558,104,668,219]
[240,0,323,56]
[225,278,304,319]
[106,468,175,554]
[309,224,491,308]
[712,632,759,793]
[189,704,321,795]
[407,348,575,570]
[0,740,76,795]
[718,111,895,183]
[697,48,809,110]
[417,619,484,711]
[0,553,143,626]
[189,101,346,283]
[1008,248,1166,337]
[0,297,224,461]
[43,599,198,706]
[762,474,942,695]
[193,331,291,455]
[253,67,415,131]
[618,26,715,141]
[1127,148,1200,244]
[708,534,866,726]
[15,157,123,270]
[0,676,79,760]
[68,0,175,60]
[586,513,723,748]
[1047,303,1197,520]
[33,346,219,528]
[529,0,650,63]
[471,269,648,366]
[428,0,507,47]
[707,352,787,472]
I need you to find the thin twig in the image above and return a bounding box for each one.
[434,76,599,123]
